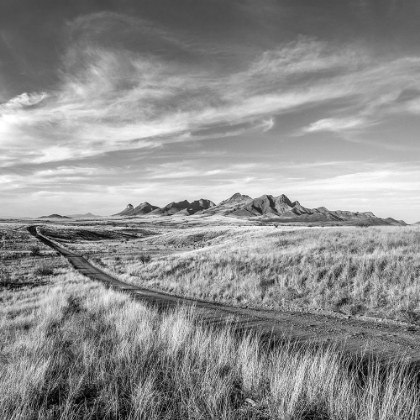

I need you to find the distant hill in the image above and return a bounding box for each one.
[203,193,406,225]
[114,199,215,217]
[40,214,70,219]
[114,204,135,216]
[112,192,406,225]
[66,212,101,218]
[113,202,159,216]
[384,218,408,226]
[175,199,216,216]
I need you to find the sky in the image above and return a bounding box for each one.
[0,0,420,222]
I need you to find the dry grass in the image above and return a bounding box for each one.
[0,224,66,288]
[104,226,420,322]
[1,267,420,419]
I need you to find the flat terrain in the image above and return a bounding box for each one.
[2,218,420,419]
[19,218,420,365]
[24,215,420,319]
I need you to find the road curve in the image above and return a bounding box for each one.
[28,225,420,366]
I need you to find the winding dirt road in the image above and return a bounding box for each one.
[28,225,420,366]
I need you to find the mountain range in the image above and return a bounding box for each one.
[113,193,407,226]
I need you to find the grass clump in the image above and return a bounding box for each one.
[32,261,54,277]
[29,245,41,257]
[139,253,151,264]
[1,269,419,419]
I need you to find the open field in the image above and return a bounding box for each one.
[0,224,65,288]
[27,216,420,323]
[2,227,420,419]
[117,224,420,323]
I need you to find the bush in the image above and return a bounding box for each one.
[91,257,104,266]
[139,254,152,264]
[32,262,54,277]
[30,245,41,257]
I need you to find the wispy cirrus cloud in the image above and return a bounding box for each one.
[299,57,420,138]
[301,117,371,134]
[0,165,110,192]
[1,91,48,109]
[1,12,420,174]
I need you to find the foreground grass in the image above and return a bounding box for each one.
[107,226,420,322]
[1,267,420,419]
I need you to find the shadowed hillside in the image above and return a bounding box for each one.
[112,192,406,225]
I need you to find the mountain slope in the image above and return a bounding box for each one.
[114,204,135,216]
[151,199,215,216]
[112,192,405,225]
[114,199,215,217]
[202,192,253,216]
[205,193,405,225]
[129,202,159,216]
[113,202,158,216]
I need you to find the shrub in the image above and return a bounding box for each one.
[139,253,152,264]
[32,262,54,277]
[30,245,41,256]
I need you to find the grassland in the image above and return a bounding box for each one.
[1,225,420,419]
[84,223,420,323]
[0,224,64,288]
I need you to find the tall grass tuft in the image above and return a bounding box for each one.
[32,261,54,277]
[1,270,419,419]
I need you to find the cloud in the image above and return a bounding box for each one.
[0,165,110,192]
[1,92,48,109]
[245,37,366,81]
[1,156,419,222]
[143,161,257,180]
[260,117,274,132]
[1,13,420,169]
[301,117,369,133]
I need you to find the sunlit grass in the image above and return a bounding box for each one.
[105,226,420,322]
[1,268,419,419]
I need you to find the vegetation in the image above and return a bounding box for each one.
[0,225,62,288]
[32,261,55,277]
[0,267,11,286]
[138,253,152,264]
[30,245,41,257]
[108,226,420,322]
[1,266,420,419]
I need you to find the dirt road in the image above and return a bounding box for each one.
[28,225,420,366]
